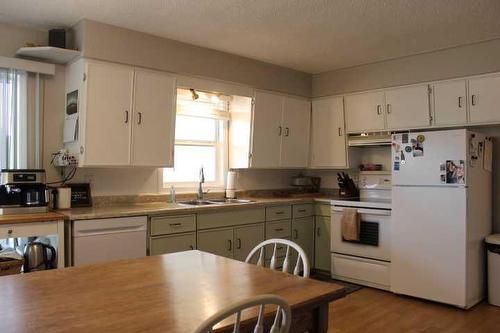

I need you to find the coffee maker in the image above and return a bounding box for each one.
[0,169,49,214]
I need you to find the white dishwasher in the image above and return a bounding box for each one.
[72,216,147,266]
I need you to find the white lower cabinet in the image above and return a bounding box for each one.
[150,232,195,255]
[197,227,234,258]
[234,224,265,261]
[292,217,315,266]
[314,214,331,272]
[331,253,390,290]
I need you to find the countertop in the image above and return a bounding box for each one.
[58,195,337,220]
[0,211,66,225]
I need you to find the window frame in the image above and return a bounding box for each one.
[160,98,229,193]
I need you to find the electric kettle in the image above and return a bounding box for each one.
[23,241,57,272]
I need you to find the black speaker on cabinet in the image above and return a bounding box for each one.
[48,29,66,48]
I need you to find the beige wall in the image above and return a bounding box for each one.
[75,20,312,97]
[312,38,500,97]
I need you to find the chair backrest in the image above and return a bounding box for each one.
[245,239,310,278]
[194,294,291,333]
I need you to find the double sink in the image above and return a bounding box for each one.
[179,198,254,206]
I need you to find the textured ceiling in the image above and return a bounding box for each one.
[1,0,500,73]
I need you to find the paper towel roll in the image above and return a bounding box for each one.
[226,171,236,190]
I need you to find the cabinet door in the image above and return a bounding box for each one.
[310,97,346,168]
[234,224,265,262]
[432,80,467,126]
[345,91,385,133]
[251,91,283,168]
[292,217,315,266]
[469,75,500,124]
[314,216,331,272]
[149,232,195,256]
[197,228,233,258]
[385,85,430,130]
[84,60,134,166]
[280,97,310,168]
[132,69,176,167]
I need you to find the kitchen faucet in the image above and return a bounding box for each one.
[197,166,205,200]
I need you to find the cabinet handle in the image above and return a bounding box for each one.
[275,211,285,215]
[284,127,290,137]
[274,228,284,232]
[458,96,463,108]
[137,112,142,124]
[124,110,129,123]
[338,127,342,136]
[386,104,391,114]
[278,126,282,136]
[317,227,321,237]
[298,209,306,213]
[227,239,232,251]
[293,229,298,239]
[471,94,477,106]
[376,105,382,115]
[189,245,194,250]
[236,238,242,249]
[7,229,13,235]
[169,223,182,227]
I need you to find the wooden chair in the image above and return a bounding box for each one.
[245,239,310,278]
[194,294,291,333]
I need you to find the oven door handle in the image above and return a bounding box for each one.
[332,207,391,216]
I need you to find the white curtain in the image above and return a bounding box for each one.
[0,68,27,170]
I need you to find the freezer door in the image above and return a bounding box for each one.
[391,186,467,307]
[391,129,467,186]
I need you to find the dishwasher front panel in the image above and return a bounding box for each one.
[72,216,147,266]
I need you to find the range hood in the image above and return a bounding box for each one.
[348,133,392,147]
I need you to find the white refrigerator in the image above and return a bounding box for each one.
[391,129,492,308]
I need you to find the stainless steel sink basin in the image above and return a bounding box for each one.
[207,199,255,204]
[178,200,215,206]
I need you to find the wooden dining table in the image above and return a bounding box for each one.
[0,250,346,332]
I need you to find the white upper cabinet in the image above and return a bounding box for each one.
[131,69,176,167]
[84,60,134,166]
[468,74,500,124]
[251,91,284,168]
[280,97,310,168]
[250,91,310,168]
[345,91,385,133]
[385,85,430,130]
[65,59,176,167]
[310,97,347,168]
[432,80,467,126]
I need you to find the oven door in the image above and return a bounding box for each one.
[331,206,391,261]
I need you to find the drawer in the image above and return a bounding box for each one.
[149,232,196,255]
[314,203,331,217]
[266,205,292,221]
[292,204,313,218]
[0,221,59,239]
[266,220,291,239]
[331,253,390,290]
[265,238,290,260]
[150,215,196,236]
[197,208,265,230]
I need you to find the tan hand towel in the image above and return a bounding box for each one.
[341,208,360,241]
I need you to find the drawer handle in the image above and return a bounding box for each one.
[275,211,285,215]
[298,209,306,213]
[274,228,284,232]
[7,229,13,235]
[169,223,182,227]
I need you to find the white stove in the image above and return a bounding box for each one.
[330,171,393,290]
